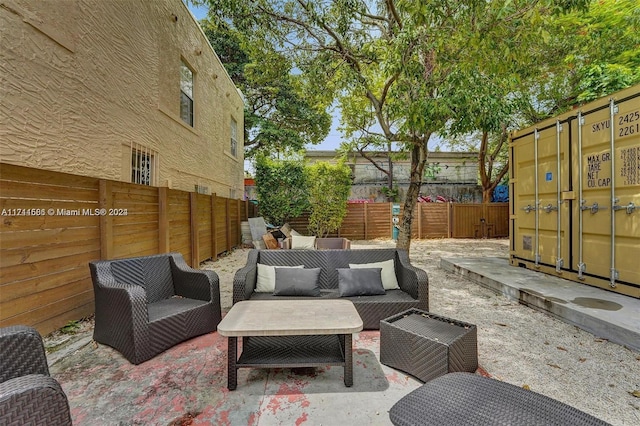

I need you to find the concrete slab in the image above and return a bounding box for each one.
[50,330,425,425]
[441,257,640,352]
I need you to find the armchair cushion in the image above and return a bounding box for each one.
[291,235,316,249]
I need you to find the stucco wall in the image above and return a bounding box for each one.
[0,0,244,196]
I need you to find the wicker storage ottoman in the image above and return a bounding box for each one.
[380,309,477,382]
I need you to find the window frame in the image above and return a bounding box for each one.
[180,60,194,127]
[230,116,238,157]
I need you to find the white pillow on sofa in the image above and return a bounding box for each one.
[256,263,304,292]
[291,235,316,249]
[349,259,400,290]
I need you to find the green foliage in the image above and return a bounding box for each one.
[201,19,331,158]
[380,186,399,202]
[307,161,352,237]
[61,320,80,334]
[254,156,309,226]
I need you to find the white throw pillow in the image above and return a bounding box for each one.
[349,259,400,290]
[291,235,316,249]
[256,263,304,292]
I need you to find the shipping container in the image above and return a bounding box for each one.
[509,85,640,298]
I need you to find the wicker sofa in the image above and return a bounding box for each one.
[89,252,222,364]
[233,249,428,329]
[0,326,72,425]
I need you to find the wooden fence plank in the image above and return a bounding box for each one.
[0,163,98,189]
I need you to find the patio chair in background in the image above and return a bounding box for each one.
[0,325,72,425]
[89,252,221,364]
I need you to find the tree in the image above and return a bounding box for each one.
[201,20,331,158]
[307,161,352,237]
[254,156,309,226]
[203,0,590,252]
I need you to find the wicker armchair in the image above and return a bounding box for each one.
[89,252,221,364]
[0,326,72,425]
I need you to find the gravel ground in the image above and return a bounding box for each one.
[201,238,640,425]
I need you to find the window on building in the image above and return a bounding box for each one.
[180,61,194,126]
[131,144,157,186]
[230,117,238,157]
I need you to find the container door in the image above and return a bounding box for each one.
[536,123,571,270]
[511,131,537,262]
[575,96,640,288]
[511,123,570,268]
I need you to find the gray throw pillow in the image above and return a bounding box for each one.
[337,268,385,297]
[273,268,322,297]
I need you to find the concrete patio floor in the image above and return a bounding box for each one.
[46,241,639,425]
[50,329,437,425]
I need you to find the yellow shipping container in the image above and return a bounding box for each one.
[510,85,640,298]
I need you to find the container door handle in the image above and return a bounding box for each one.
[580,201,605,214]
[613,202,636,215]
[522,204,536,213]
[542,204,558,213]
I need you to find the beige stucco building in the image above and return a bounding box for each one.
[1,0,244,197]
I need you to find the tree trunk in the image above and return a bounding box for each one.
[396,138,429,253]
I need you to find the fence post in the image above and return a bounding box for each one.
[99,180,113,259]
[211,193,218,260]
[158,187,169,253]
[364,203,368,240]
[226,198,232,252]
[417,203,422,240]
[236,199,242,246]
[190,192,199,267]
[447,202,453,238]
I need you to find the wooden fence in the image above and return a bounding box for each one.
[0,163,251,335]
[288,202,509,240]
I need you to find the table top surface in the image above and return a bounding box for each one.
[217,300,364,337]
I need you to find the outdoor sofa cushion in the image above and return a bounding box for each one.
[350,259,400,289]
[255,263,303,292]
[337,268,385,297]
[274,268,322,296]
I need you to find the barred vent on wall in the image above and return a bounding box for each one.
[130,143,158,186]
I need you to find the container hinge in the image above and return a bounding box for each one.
[522,204,536,213]
[555,258,564,272]
[543,204,558,213]
[612,202,636,215]
[580,201,604,214]
[577,262,586,280]
[610,268,618,288]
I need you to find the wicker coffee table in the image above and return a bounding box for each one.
[217,300,363,390]
[380,309,477,382]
